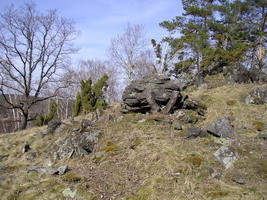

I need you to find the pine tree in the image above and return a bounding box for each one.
[160,0,215,74]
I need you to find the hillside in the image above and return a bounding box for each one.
[0,78,266,200]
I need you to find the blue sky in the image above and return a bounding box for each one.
[0,0,182,62]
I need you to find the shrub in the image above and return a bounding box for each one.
[73,74,109,117]
[35,100,57,126]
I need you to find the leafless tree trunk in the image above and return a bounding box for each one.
[0,2,78,130]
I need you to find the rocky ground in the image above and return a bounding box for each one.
[0,74,266,200]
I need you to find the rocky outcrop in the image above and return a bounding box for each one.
[46,119,62,134]
[50,131,100,160]
[223,64,250,84]
[121,74,197,114]
[245,87,267,104]
[250,67,267,83]
[26,165,68,175]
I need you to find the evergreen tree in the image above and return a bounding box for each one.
[160,0,214,74]
[35,100,58,126]
[81,78,95,112]
[72,92,82,117]
[72,74,109,117]
[206,0,251,67]
[245,0,267,68]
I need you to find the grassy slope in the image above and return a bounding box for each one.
[0,79,266,200]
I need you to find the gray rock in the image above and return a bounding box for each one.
[232,177,246,185]
[62,187,77,198]
[26,152,37,160]
[182,97,198,110]
[198,83,208,90]
[137,118,146,123]
[175,110,186,119]
[223,64,250,84]
[121,74,184,113]
[80,119,93,131]
[206,118,235,139]
[250,67,267,83]
[245,87,267,104]
[50,131,100,160]
[208,167,221,179]
[43,159,53,167]
[115,116,124,122]
[26,165,68,175]
[256,134,267,141]
[172,120,182,130]
[183,127,207,139]
[46,119,61,134]
[26,165,58,175]
[21,144,30,153]
[54,124,66,134]
[214,146,239,169]
[58,165,68,175]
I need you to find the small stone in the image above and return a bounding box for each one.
[137,118,146,123]
[172,120,182,130]
[43,159,53,167]
[208,167,221,179]
[256,134,267,141]
[232,177,246,185]
[175,110,186,119]
[115,116,124,122]
[26,152,37,160]
[58,165,68,175]
[183,127,207,139]
[62,187,77,198]
[21,144,31,153]
[214,146,239,169]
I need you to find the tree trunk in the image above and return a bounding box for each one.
[20,111,28,130]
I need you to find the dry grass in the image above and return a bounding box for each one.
[0,80,266,199]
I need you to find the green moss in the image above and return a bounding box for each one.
[100,141,119,152]
[226,99,237,106]
[206,190,229,198]
[178,130,186,136]
[62,173,82,183]
[253,121,265,131]
[92,155,104,164]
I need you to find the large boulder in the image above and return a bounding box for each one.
[245,87,267,104]
[223,64,250,84]
[121,74,187,113]
[250,67,267,83]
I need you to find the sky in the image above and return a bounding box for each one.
[0,0,183,62]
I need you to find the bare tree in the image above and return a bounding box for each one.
[0,2,79,130]
[107,23,153,83]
